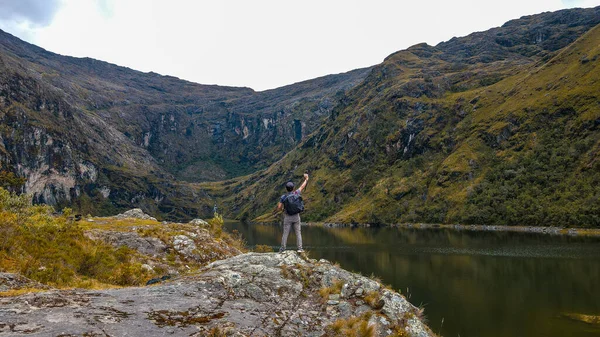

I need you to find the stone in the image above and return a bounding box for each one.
[172,235,197,258]
[0,252,434,337]
[189,218,209,226]
[113,208,157,221]
[0,273,51,292]
[85,230,167,257]
[328,294,340,301]
[337,301,352,318]
[141,264,154,272]
[340,283,352,298]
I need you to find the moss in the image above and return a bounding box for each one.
[253,244,273,253]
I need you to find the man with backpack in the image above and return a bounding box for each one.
[276,173,308,253]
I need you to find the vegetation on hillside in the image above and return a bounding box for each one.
[206,11,600,228]
[0,187,243,290]
[0,188,153,288]
[0,7,598,226]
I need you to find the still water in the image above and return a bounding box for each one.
[224,222,600,337]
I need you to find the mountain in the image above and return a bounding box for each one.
[1,7,599,225]
[210,7,600,227]
[0,28,370,219]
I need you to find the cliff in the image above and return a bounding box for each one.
[211,7,600,227]
[0,28,370,219]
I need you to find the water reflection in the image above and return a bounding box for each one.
[224,222,600,337]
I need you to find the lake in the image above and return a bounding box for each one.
[224,222,600,337]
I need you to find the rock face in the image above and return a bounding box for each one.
[218,7,600,227]
[0,27,370,220]
[0,252,434,336]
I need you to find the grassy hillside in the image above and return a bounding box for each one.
[0,187,243,291]
[206,10,600,227]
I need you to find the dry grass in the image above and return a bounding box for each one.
[0,288,46,297]
[78,218,160,231]
[324,312,375,337]
[319,279,345,302]
[253,244,273,253]
[363,291,384,309]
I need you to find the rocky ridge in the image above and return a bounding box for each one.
[213,7,600,227]
[82,210,242,277]
[0,28,371,219]
[0,251,433,337]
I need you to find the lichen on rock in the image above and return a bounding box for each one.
[0,251,434,337]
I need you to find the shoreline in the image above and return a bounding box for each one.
[299,221,600,237]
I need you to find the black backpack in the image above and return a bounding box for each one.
[283,193,304,215]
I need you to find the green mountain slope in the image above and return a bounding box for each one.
[210,7,600,227]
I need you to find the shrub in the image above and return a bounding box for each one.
[0,188,154,288]
[324,312,375,337]
[254,244,273,253]
[319,279,345,302]
[208,213,224,238]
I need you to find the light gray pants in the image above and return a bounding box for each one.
[281,214,302,250]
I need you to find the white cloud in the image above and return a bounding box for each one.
[3,0,600,90]
[0,0,62,41]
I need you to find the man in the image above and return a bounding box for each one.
[276,173,308,253]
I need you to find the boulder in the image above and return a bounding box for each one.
[113,208,157,221]
[189,218,209,227]
[85,230,167,257]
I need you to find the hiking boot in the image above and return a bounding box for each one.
[297,249,305,253]
[278,247,285,253]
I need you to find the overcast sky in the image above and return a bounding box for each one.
[1,0,599,91]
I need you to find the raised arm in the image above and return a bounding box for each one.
[298,173,309,193]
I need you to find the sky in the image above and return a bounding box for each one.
[0,0,599,91]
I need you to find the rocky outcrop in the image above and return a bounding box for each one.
[83,218,242,276]
[84,230,168,257]
[0,26,371,220]
[0,252,434,336]
[113,208,157,221]
[0,273,50,292]
[189,218,209,227]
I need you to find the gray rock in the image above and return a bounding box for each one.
[85,230,167,257]
[189,218,209,226]
[172,235,197,257]
[340,282,352,298]
[337,301,352,318]
[0,273,50,292]
[113,208,157,221]
[0,252,434,337]
[141,264,154,272]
